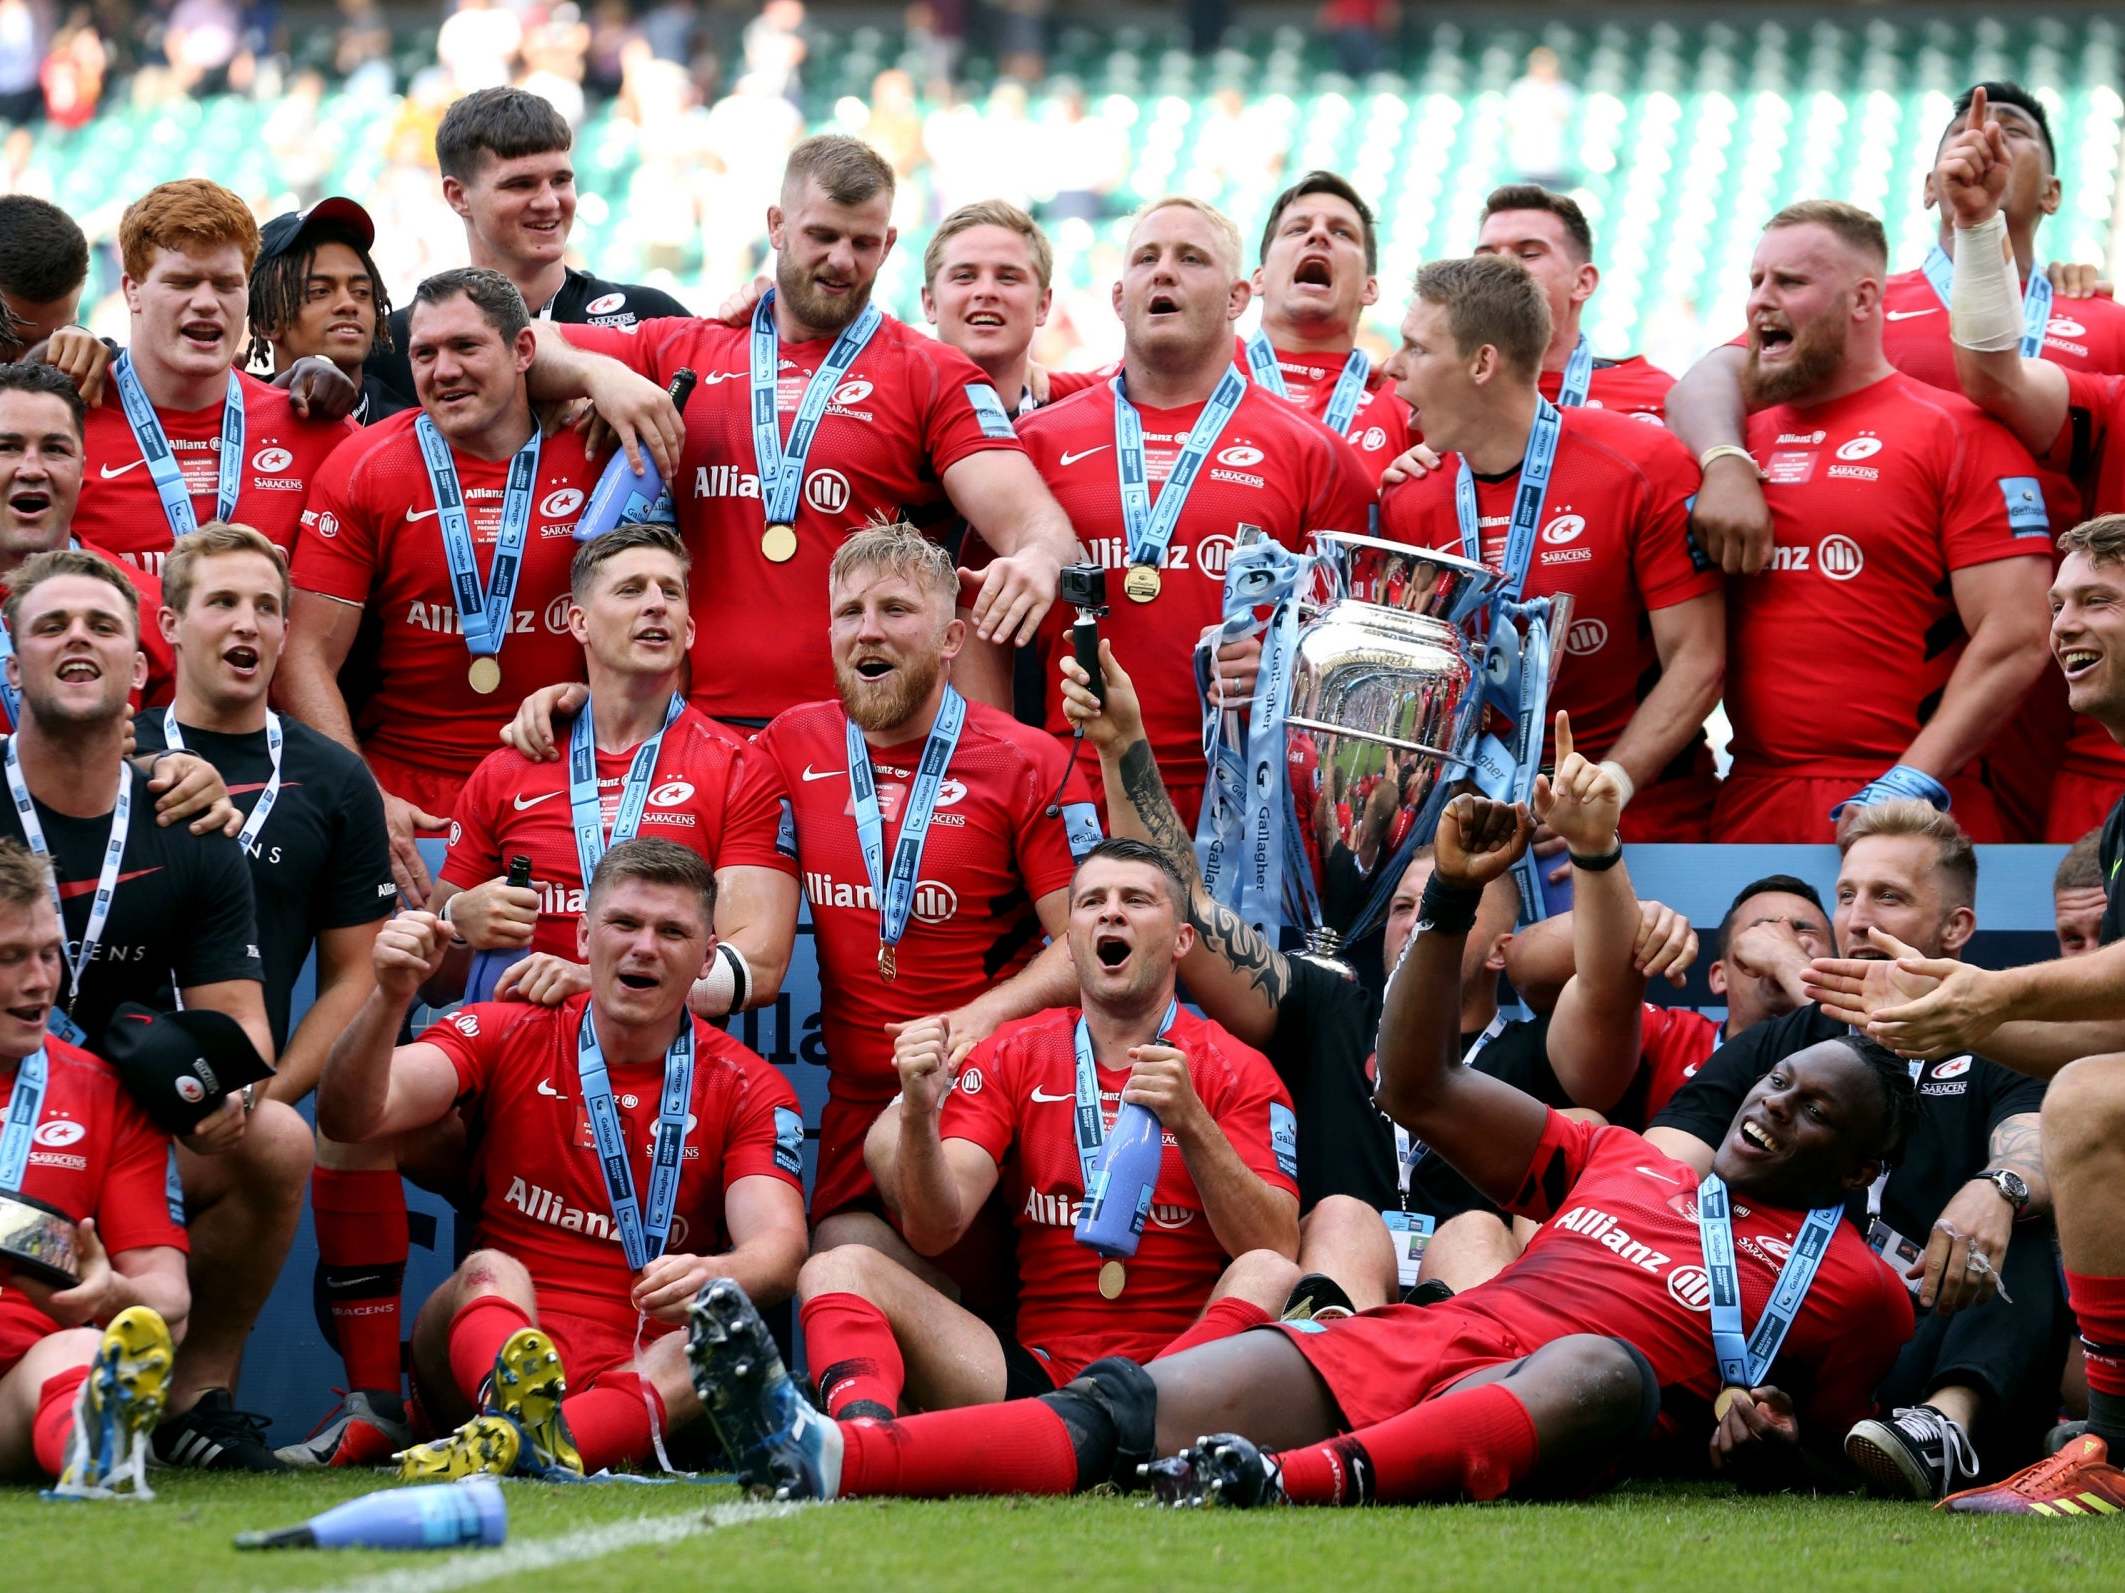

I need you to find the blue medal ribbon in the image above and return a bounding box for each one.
[1242,330,1372,438]
[413,414,539,666]
[576,1004,696,1273]
[110,353,244,542]
[568,694,686,885]
[1114,364,1249,570]
[1556,334,1594,409]
[845,686,966,960]
[1,1046,49,1188]
[1922,244,2054,359]
[1696,1172,1844,1391]
[162,709,282,857]
[5,737,128,1046]
[1500,597,1556,924]
[1454,396,1563,605]
[749,290,883,528]
[1071,998,1178,1195]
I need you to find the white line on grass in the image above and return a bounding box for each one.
[308,1499,808,1593]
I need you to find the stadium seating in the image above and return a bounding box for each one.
[4,12,2120,364]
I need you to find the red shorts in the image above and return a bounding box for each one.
[1619,765,1714,844]
[2047,769,2123,844]
[363,749,468,829]
[1985,673,2072,841]
[1713,771,2005,844]
[1268,1301,1531,1430]
[0,1298,60,1381]
[415,1299,656,1434]
[812,1095,890,1221]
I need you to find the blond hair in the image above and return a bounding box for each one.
[828,522,957,608]
[1838,800,1977,910]
[0,839,53,915]
[163,522,288,616]
[1131,196,1244,278]
[2058,513,2125,569]
[783,134,896,208]
[925,200,1054,293]
[1412,255,1553,380]
[1764,199,1889,270]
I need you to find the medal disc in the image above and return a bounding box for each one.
[1713,1388,1742,1421]
[1122,565,1162,603]
[761,523,799,563]
[1098,1259,1126,1300]
[467,655,502,694]
[877,942,897,982]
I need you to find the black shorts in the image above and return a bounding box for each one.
[1000,1335,1060,1400]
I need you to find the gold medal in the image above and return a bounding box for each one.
[1713,1388,1743,1421]
[1122,564,1162,603]
[467,655,502,694]
[1098,1259,1126,1300]
[877,942,897,982]
[761,523,799,563]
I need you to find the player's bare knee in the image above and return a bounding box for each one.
[1537,1335,1659,1437]
[243,1099,315,1200]
[1213,1248,1302,1309]
[2044,1055,2125,1171]
[454,1248,534,1305]
[798,1239,890,1302]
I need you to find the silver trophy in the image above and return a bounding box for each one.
[1282,534,1497,960]
[0,1190,80,1287]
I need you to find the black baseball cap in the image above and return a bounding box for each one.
[256,197,376,268]
[101,1003,275,1135]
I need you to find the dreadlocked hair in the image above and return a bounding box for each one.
[246,238,395,372]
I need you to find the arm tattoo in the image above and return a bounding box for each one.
[1987,1114,2045,1185]
[1114,737,1290,1006]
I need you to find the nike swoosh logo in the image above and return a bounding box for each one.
[513,791,564,810]
[1634,1165,1682,1185]
[100,459,149,479]
[124,1012,153,1023]
[405,507,443,522]
[700,372,745,385]
[800,765,844,782]
[537,1079,566,1098]
[1058,446,1110,467]
[1030,1086,1073,1103]
[1884,308,1940,321]
[57,866,162,900]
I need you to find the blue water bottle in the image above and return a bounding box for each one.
[1076,1103,1164,1261]
[573,368,698,541]
[235,1476,506,1551]
[464,854,533,1003]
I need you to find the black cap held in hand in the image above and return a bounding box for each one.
[100,1003,275,1135]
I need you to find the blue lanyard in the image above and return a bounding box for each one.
[162,709,281,856]
[412,414,539,659]
[1696,1172,1844,1390]
[1071,999,1177,1193]
[5,736,128,1046]
[1114,364,1248,568]
[0,1047,49,1188]
[1455,397,1562,604]
[1922,245,2054,359]
[1241,330,1371,438]
[567,694,686,885]
[575,1004,696,1273]
[1556,334,1594,408]
[748,290,882,527]
[845,686,965,955]
[110,353,244,541]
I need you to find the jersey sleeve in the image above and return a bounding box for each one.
[1015,737,1100,892]
[1977,1060,2047,1134]
[438,752,508,891]
[94,1089,189,1256]
[556,319,670,380]
[172,831,265,990]
[912,340,1027,474]
[416,1003,511,1096]
[936,1031,1019,1164]
[1498,1107,1603,1222]
[1941,411,2054,568]
[2054,369,2125,485]
[716,1048,806,1192]
[1627,433,1720,609]
[291,431,385,604]
[1204,1043,1301,1201]
[319,750,397,929]
[715,742,800,876]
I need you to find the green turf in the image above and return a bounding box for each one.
[5,1472,2124,1592]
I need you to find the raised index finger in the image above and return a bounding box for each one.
[1552,709,1573,768]
[1966,84,1988,135]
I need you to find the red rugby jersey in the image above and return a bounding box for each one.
[290,408,591,799]
[560,311,1021,722]
[1231,334,1413,481]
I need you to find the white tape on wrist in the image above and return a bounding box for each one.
[1951,214,2024,352]
[1598,759,1637,809]
[695,949,737,1016]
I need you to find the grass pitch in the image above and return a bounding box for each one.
[6,1472,2124,1592]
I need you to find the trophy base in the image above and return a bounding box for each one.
[1298,931,1360,983]
[0,1191,80,1288]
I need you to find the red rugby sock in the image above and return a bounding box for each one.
[2069,1271,2125,1396]
[1272,1382,1538,1504]
[312,1167,410,1395]
[1154,1297,1272,1360]
[839,1399,1079,1497]
[562,1379,663,1473]
[32,1365,90,1478]
[446,1295,533,1406]
[800,1292,906,1417]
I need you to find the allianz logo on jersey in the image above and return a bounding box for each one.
[1767,534,1865,581]
[693,464,855,517]
[504,1176,693,1248]
[1552,1204,1675,1274]
[1023,1188,1195,1230]
[1081,533,1238,581]
[803,871,959,923]
[405,593,577,638]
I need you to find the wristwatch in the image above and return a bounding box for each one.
[1979,1167,2031,1215]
